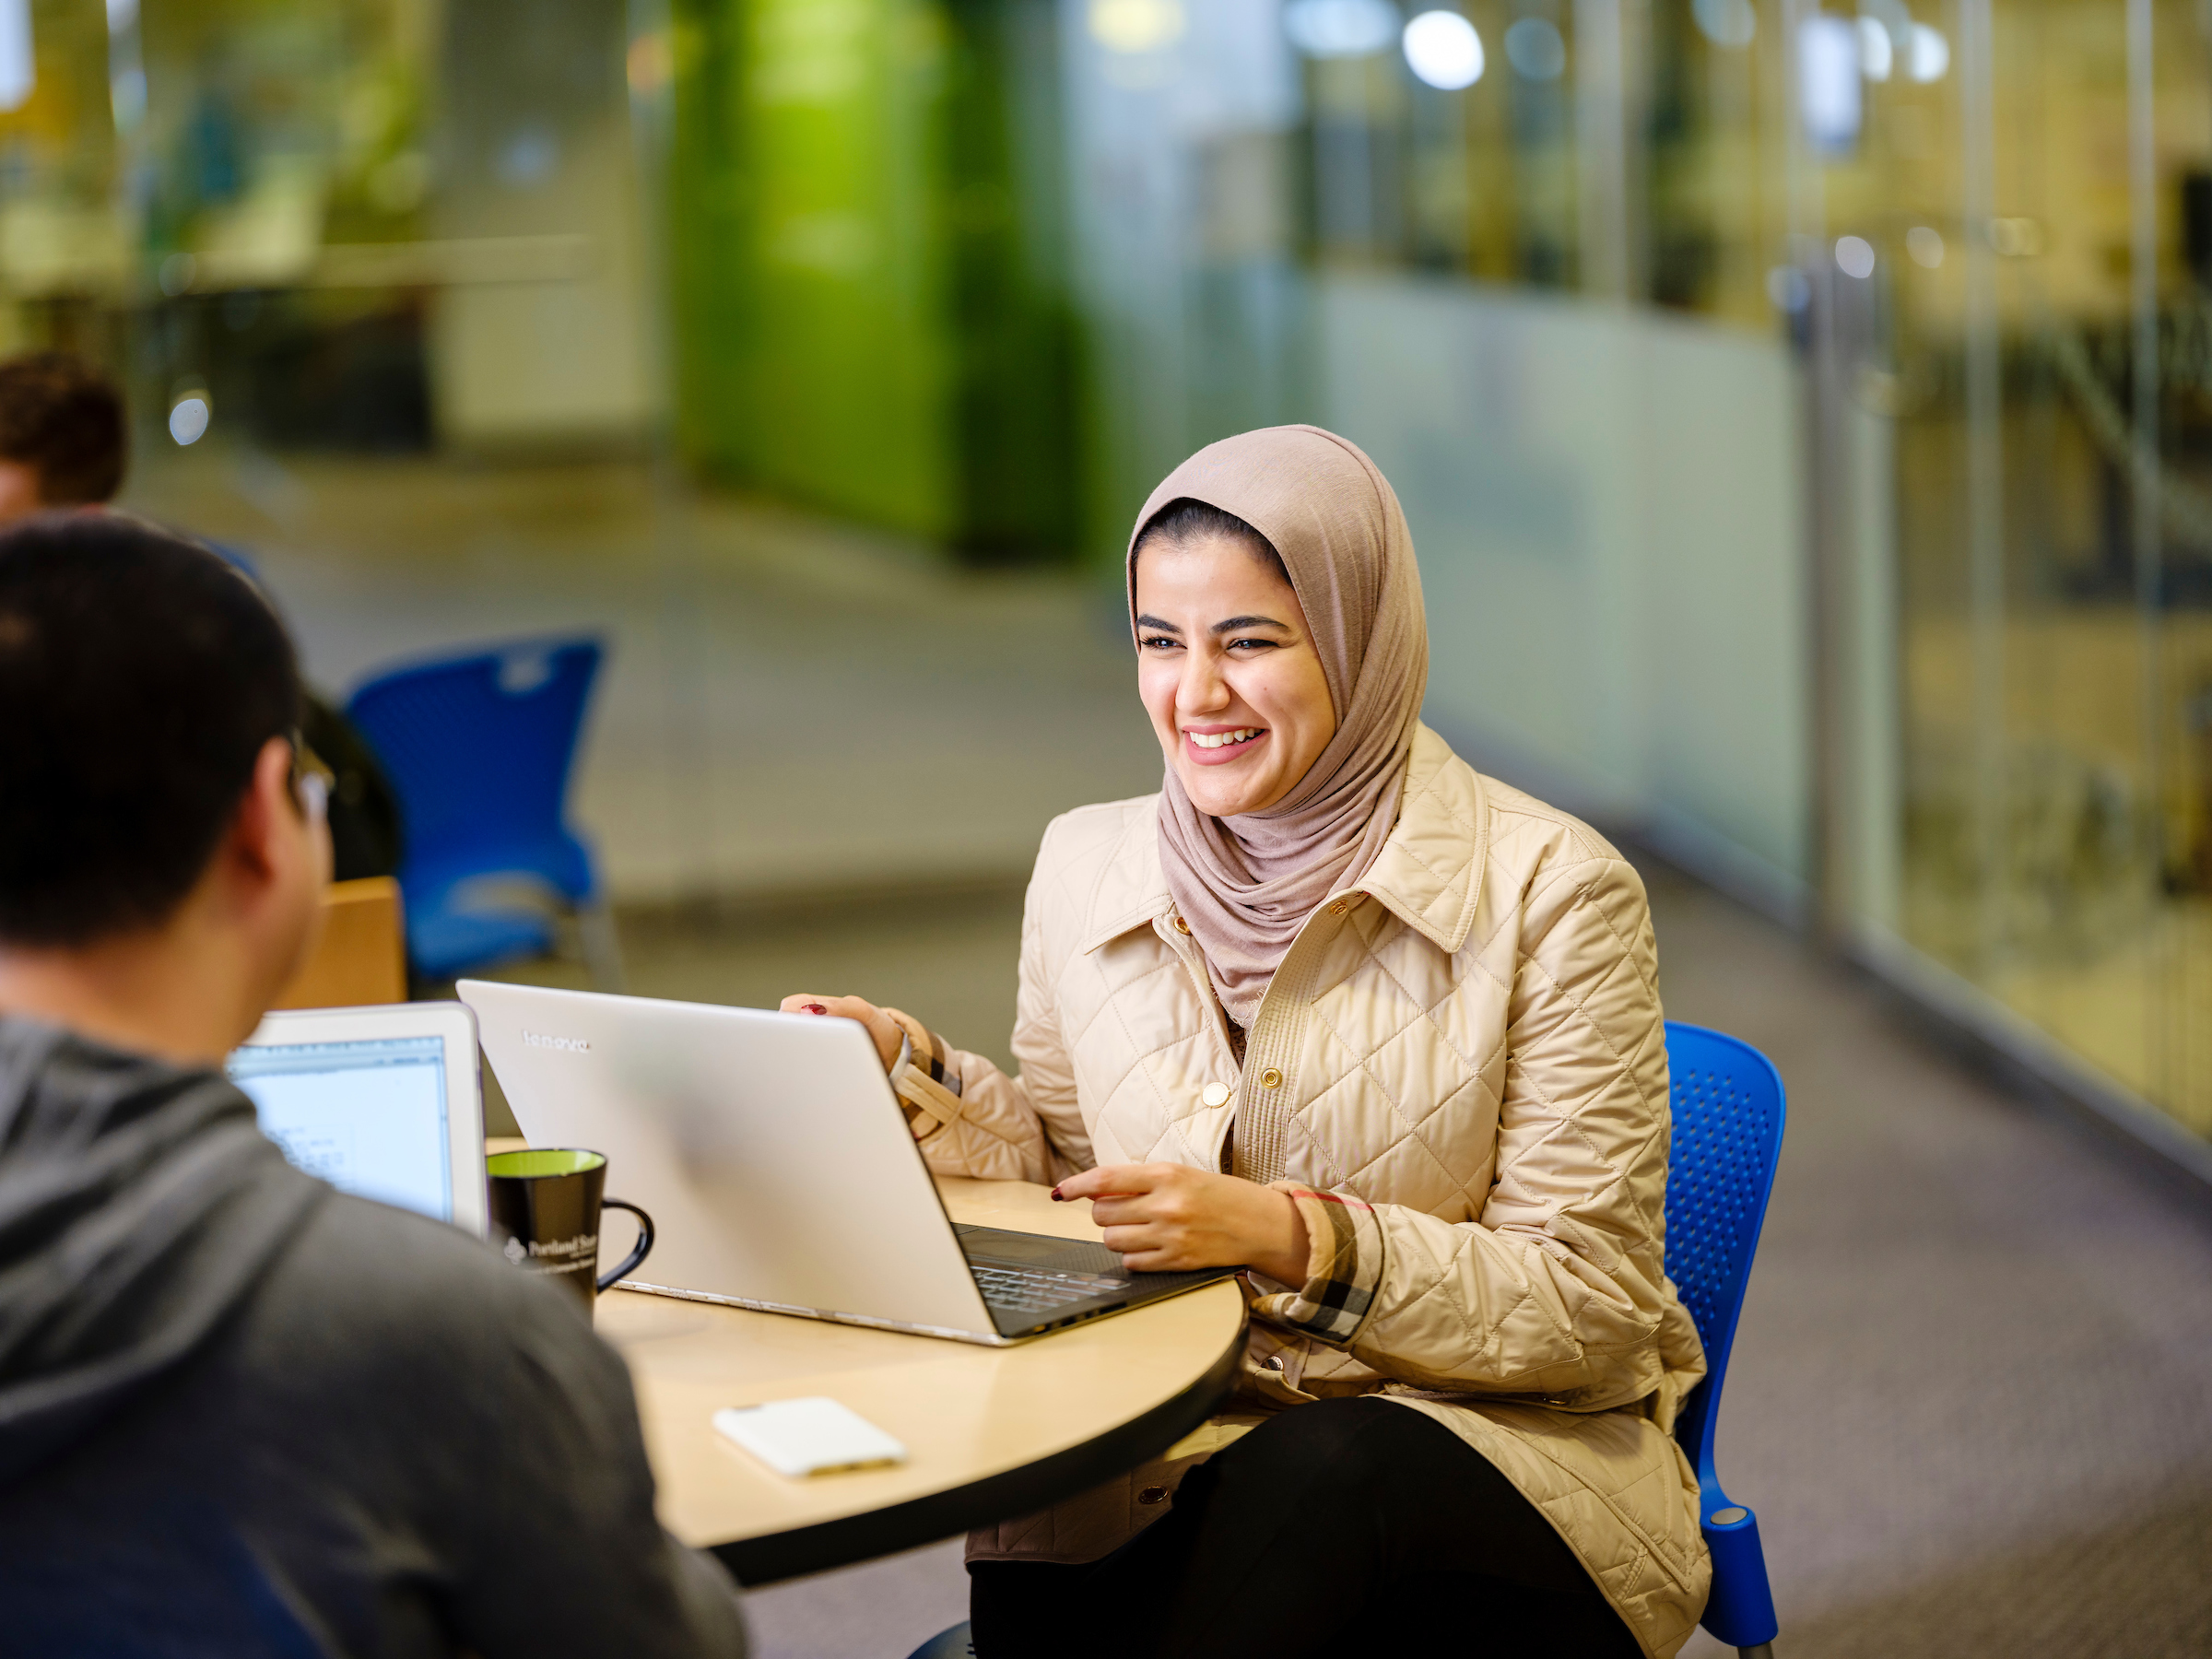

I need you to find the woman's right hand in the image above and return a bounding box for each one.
[779,993,903,1074]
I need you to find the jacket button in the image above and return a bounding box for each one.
[1173,915,1191,935]
[1262,1354,1284,1371]
[1258,1067,1284,1088]
[1201,1082,1231,1108]
[1328,900,1348,916]
[1138,1485,1170,1505]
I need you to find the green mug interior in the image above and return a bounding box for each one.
[487,1147,606,1179]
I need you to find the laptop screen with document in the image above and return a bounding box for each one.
[229,1034,453,1220]
[229,1004,488,1234]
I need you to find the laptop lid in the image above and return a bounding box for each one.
[228,1003,488,1236]
[456,979,999,1339]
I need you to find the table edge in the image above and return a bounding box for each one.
[711,1306,1249,1586]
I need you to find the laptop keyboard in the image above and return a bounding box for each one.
[970,1262,1129,1314]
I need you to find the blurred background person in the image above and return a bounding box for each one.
[0,348,125,523]
[0,346,401,884]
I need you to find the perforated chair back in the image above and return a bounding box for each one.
[1663,1019,1786,1653]
[345,637,608,980]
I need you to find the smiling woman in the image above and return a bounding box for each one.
[781,427,1709,1659]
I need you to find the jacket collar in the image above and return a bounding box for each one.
[1078,806,1175,953]
[1079,724,1488,956]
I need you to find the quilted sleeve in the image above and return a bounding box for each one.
[879,868,1095,1186]
[1248,1184,1388,1343]
[1332,854,1677,1405]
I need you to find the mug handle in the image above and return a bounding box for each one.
[598,1199,655,1292]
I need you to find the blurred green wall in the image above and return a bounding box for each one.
[669,0,1077,558]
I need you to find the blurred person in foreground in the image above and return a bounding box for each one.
[0,347,401,882]
[785,427,1709,1659]
[0,514,747,1658]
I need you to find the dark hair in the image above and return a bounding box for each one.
[1133,497,1290,585]
[0,514,302,947]
[0,351,127,505]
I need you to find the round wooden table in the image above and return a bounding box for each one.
[594,1176,1250,1584]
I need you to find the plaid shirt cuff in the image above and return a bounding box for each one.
[885,1008,962,1141]
[1248,1183,1385,1345]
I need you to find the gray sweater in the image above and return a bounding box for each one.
[0,1017,748,1657]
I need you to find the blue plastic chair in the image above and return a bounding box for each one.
[905,1024,1785,1659]
[344,635,622,987]
[1662,1018,1786,1658]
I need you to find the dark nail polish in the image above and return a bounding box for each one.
[1050,1187,1065,1202]
[803,1003,828,1015]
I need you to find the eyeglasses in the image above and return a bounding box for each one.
[289,736,334,825]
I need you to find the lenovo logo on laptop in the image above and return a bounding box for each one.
[522,1030,591,1053]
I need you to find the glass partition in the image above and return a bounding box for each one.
[1832,0,2212,1137]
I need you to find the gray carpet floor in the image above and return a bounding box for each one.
[692,857,2212,1659]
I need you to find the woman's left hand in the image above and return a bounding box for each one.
[1053,1163,1309,1286]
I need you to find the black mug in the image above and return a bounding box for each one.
[486,1148,654,1312]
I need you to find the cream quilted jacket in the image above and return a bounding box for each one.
[908,724,1711,1657]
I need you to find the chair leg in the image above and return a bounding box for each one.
[577,897,627,993]
[1737,1645,1775,1659]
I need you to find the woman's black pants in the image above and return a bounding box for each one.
[969,1395,1644,1659]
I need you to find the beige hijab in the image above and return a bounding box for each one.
[1127,425,1429,1024]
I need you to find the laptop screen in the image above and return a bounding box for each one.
[227,1033,457,1223]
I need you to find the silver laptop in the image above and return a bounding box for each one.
[228,1003,488,1236]
[456,980,1238,1345]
